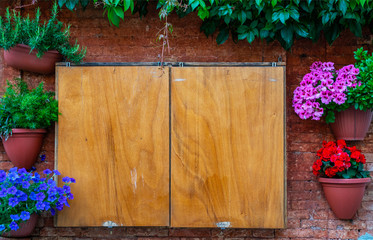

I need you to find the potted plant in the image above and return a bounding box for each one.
[0,2,86,74]
[0,78,59,169]
[0,167,75,237]
[292,55,373,140]
[312,140,371,219]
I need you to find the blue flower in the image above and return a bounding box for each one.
[43,169,52,175]
[0,187,7,197]
[9,167,17,173]
[10,214,20,221]
[36,201,45,210]
[30,166,36,171]
[16,190,27,202]
[9,221,19,231]
[50,208,56,216]
[56,202,64,211]
[40,154,46,162]
[7,186,17,195]
[62,177,71,183]
[36,192,45,201]
[0,170,6,182]
[30,192,37,201]
[67,193,74,200]
[47,179,56,187]
[18,168,27,175]
[53,170,61,176]
[0,224,5,232]
[20,211,30,221]
[8,197,19,207]
[58,196,67,205]
[47,188,57,195]
[43,202,51,210]
[70,178,76,183]
[22,181,30,189]
[47,195,57,202]
[63,185,71,193]
[38,183,47,191]
[7,172,19,181]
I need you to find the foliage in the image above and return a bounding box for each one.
[312,140,371,179]
[0,167,75,234]
[0,78,59,140]
[59,0,373,50]
[292,61,359,124]
[0,2,86,63]
[345,48,373,112]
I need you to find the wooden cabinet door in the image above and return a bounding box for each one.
[56,66,169,227]
[171,67,285,228]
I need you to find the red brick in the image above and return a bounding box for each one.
[252,229,274,238]
[275,229,328,238]
[169,229,211,237]
[211,229,251,238]
[300,220,328,229]
[328,230,359,239]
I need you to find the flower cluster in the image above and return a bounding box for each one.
[312,140,370,178]
[0,168,75,234]
[293,61,360,121]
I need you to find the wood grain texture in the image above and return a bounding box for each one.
[171,67,285,228]
[56,66,169,227]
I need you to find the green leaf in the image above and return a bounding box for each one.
[198,8,209,20]
[216,28,229,45]
[114,6,124,20]
[123,0,131,12]
[238,10,247,24]
[294,24,308,37]
[65,0,79,10]
[58,0,67,7]
[80,0,89,9]
[280,26,293,44]
[338,0,348,15]
[325,111,335,124]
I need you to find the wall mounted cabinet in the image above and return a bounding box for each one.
[55,63,285,228]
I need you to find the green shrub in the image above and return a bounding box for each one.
[0,78,59,139]
[0,2,86,63]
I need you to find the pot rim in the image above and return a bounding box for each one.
[11,128,47,134]
[10,44,60,54]
[318,177,371,184]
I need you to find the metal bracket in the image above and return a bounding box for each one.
[272,62,277,67]
[216,221,231,230]
[179,62,184,67]
[157,61,162,67]
[65,62,71,67]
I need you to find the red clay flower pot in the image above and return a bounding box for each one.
[2,129,47,170]
[319,177,370,219]
[330,107,373,141]
[3,44,63,74]
[1,214,38,237]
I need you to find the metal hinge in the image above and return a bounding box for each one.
[65,62,71,67]
[179,62,184,67]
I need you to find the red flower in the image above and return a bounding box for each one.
[325,167,338,177]
[337,139,346,148]
[351,150,361,160]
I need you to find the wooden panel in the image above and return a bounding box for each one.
[56,66,169,227]
[171,67,285,228]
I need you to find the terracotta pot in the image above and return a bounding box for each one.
[330,107,373,140]
[1,214,38,237]
[3,44,63,74]
[2,129,47,170]
[319,177,370,219]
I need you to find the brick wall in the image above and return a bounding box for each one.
[1,1,373,239]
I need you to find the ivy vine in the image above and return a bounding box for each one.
[57,0,373,50]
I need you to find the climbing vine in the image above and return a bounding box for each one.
[57,0,373,50]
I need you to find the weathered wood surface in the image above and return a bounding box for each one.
[171,67,285,228]
[56,66,169,227]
